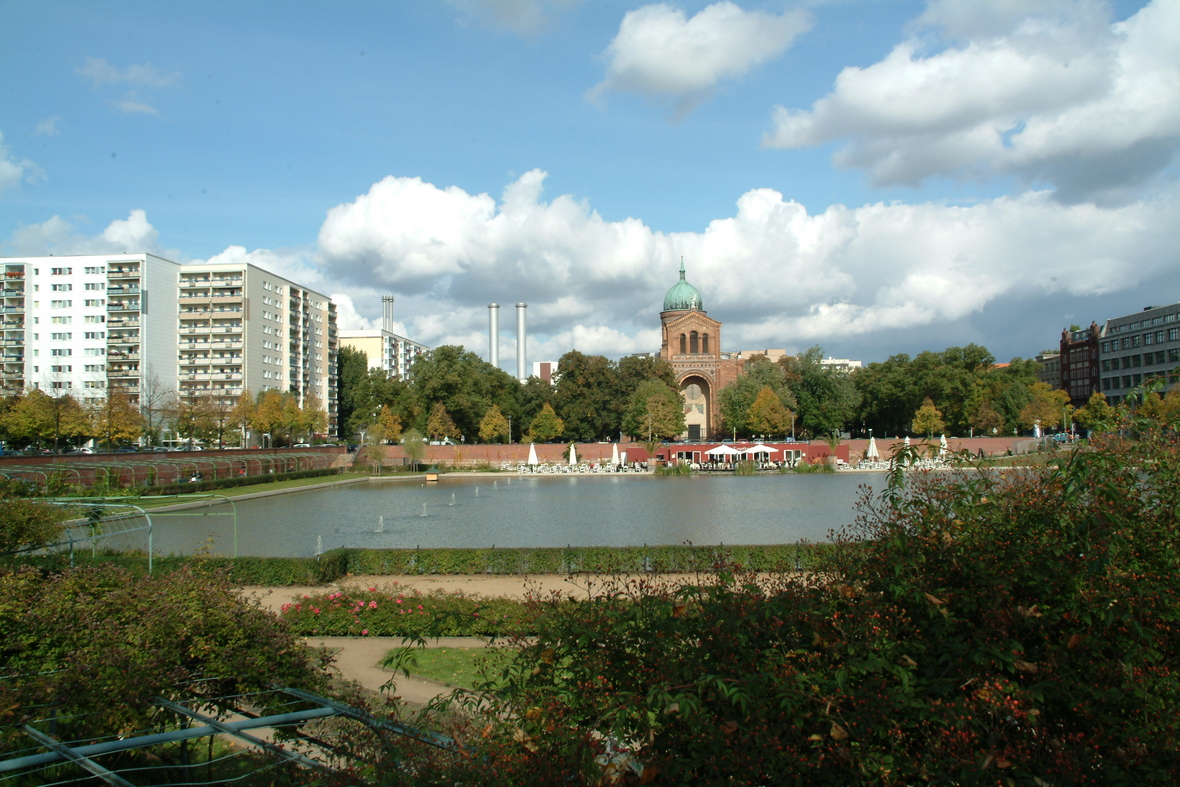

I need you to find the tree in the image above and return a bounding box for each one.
[551,350,619,442]
[747,385,792,438]
[176,396,214,448]
[232,388,255,446]
[301,389,329,440]
[782,347,860,440]
[426,401,458,440]
[478,404,510,443]
[138,367,177,447]
[251,389,285,445]
[622,379,685,446]
[0,495,68,553]
[1072,391,1118,434]
[3,389,89,450]
[401,428,426,471]
[1018,382,1071,431]
[527,402,564,442]
[719,357,796,438]
[337,345,371,438]
[410,345,521,440]
[911,397,945,438]
[88,387,143,448]
[371,404,402,445]
[969,400,1005,435]
[203,394,237,448]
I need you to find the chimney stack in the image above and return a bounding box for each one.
[381,295,395,334]
[488,303,500,367]
[516,303,527,381]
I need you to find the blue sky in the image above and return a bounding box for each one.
[2,0,1177,368]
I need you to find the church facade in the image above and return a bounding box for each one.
[658,261,743,440]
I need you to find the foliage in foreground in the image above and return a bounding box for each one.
[0,565,332,755]
[420,433,1180,785]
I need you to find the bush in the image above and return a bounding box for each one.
[280,585,530,638]
[467,434,1180,785]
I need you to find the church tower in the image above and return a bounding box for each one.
[658,259,739,439]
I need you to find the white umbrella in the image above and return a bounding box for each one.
[528,442,538,466]
[865,436,879,460]
[747,444,778,455]
[620,451,628,466]
[569,443,577,466]
[903,436,911,447]
[706,445,741,456]
[939,434,948,456]
[611,442,620,468]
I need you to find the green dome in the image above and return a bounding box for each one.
[663,260,703,312]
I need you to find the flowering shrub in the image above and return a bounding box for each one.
[280,585,530,638]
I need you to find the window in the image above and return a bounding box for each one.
[83,348,105,356]
[1123,375,1132,388]
[1156,351,1166,364]
[84,266,103,274]
[50,349,71,357]
[84,315,104,323]
[51,316,72,324]
[1170,349,1180,363]
[84,380,105,389]
[1132,335,1142,347]
[1132,355,1141,367]
[50,332,71,340]
[84,299,105,307]
[1102,359,1111,371]
[84,364,103,372]
[51,283,72,292]
[702,333,709,353]
[679,334,686,354]
[84,282,104,291]
[84,331,104,339]
[1122,357,1132,369]
[1122,338,1132,350]
[50,267,72,275]
[690,331,699,354]
[1133,374,1142,386]
[50,300,71,308]
[1170,328,1179,342]
[1145,332,1154,345]
[50,365,71,373]
[51,381,72,389]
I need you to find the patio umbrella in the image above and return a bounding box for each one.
[528,442,538,466]
[865,436,879,459]
[904,436,911,447]
[611,442,620,468]
[706,445,741,456]
[747,444,778,455]
[939,434,948,457]
[569,443,577,466]
[620,451,627,466]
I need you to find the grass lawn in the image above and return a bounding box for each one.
[391,646,517,690]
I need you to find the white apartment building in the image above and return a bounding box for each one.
[338,295,428,380]
[0,254,338,435]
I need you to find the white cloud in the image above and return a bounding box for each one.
[313,170,1180,359]
[445,0,582,36]
[0,132,45,199]
[111,99,160,116]
[5,210,176,258]
[76,56,180,88]
[589,2,811,115]
[763,0,1180,203]
[34,116,60,136]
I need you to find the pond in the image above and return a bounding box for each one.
[132,473,884,558]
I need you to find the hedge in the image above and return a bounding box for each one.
[141,467,343,496]
[0,543,828,586]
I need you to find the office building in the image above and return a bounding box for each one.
[1099,304,1180,406]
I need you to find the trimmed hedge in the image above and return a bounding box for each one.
[1,543,828,586]
[142,467,343,496]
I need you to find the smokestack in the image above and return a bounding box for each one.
[516,303,527,381]
[381,295,395,334]
[488,303,500,367]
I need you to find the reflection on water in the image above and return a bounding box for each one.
[117,474,882,558]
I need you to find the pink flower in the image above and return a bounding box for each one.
[362,629,368,636]
[312,608,320,614]
[417,605,423,610]
[368,587,376,592]
[396,598,403,604]
[368,600,378,609]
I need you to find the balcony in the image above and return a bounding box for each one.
[107,268,140,279]
[107,302,140,312]
[107,286,140,295]
[1,305,25,314]
[107,318,140,328]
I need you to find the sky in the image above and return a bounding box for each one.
[1,0,1178,368]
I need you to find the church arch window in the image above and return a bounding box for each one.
[702,333,709,354]
[690,331,699,354]
[679,334,687,354]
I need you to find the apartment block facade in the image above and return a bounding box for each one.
[0,254,338,435]
[338,295,428,381]
[1098,303,1180,406]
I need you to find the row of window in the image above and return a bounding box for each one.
[1102,374,1180,391]
[1102,328,1180,352]
[678,331,710,355]
[1103,349,1180,371]
[1108,313,1179,334]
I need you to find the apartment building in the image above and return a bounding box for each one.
[1099,303,1180,406]
[1059,322,1102,407]
[0,254,338,435]
[339,295,428,381]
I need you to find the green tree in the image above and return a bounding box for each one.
[371,404,402,445]
[176,396,214,448]
[3,389,89,450]
[1018,382,1071,431]
[336,345,370,438]
[622,379,685,445]
[551,350,619,442]
[527,402,565,442]
[782,347,860,440]
[969,400,1005,435]
[401,427,426,471]
[1072,390,1118,434]
[251,389,285,444]
[0,496,69,553]
[232,388,255,446]
[718,357,797,438]
[410,345,521,440]
[88,387,143,448]
[911,397,945,438]
[478,404,510,443]
[747,385,792,438]
[426,401,458,440]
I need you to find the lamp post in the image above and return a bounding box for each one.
[507,416,512,444]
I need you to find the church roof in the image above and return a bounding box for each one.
[663,259,703,312]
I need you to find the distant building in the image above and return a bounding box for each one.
[531,360,558,383]
[338,296,429,381]
[1060,323,1102,407]
[819,357,863,373]
[1035,352,1061,388]
[1099,303,1180,406]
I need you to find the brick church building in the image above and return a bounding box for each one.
[658,260,743,440]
